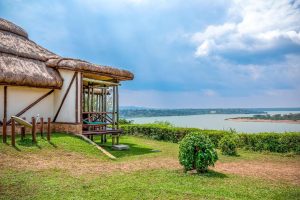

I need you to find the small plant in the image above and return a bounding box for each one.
[179,132,218,173]
[219,134,238,156]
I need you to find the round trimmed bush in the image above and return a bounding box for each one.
[219,134,238,156]
[179,132,218,173]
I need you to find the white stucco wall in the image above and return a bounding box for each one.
[53,70,80,123]
[1,70,81,124]
[2,86,54,121]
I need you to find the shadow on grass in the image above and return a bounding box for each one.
[200,170,228,178]
[17,138,42,149]
[97,141,158,158]
[177,169,228,179]
[48,141,58,148]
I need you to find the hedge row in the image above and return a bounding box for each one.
[121,124,300,154]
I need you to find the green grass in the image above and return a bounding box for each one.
[0,133,299,200]
[0,133,108,160]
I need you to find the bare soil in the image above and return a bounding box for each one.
[1,151,299,185]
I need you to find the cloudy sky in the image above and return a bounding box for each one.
[1,0,300,108]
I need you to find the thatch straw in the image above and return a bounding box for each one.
[0,30,59,62]
[0,18,28,38]
[0,53,63,88]
[0,18,134,89]
[46,58,134,81]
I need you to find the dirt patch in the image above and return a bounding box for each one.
[1,151,299,185]
[214,161,300,185]
[0,151,181,176]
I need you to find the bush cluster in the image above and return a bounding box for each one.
[121,124,300,154]
[179,132,218,173]
[219,134,238,156]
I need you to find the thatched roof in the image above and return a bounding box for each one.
[46,58,134,81]
[0,52,63,88]
[0,18,28,38]
[0,18,134,89]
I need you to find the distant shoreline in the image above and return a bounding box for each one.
[226,118,300,124]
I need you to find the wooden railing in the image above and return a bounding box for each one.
[82,111,119,129]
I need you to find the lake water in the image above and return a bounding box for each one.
[129,111,300,133]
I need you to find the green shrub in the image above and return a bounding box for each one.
[179,132,218,173]
[121,124,300,154]
[219,134,238,155]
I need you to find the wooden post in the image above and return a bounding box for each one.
[96,94,99,113]
[32,117,36,143]
[21,117,26,140]
[91,84,94,112]
[75,73,78,123]
[104,86,107,125]
[87,85,90,112]
[83,88,86,112]
[11,118,15,147]
[2,118,7,143]
[112,86,116,130]
[40,117,44,137]
[116,86,119,129]
[87,85,90,123]
[20,127,25,140]
[47,117,51,141]
[80,74,83,123]
[101,89,104,122]
[3,86,7,143]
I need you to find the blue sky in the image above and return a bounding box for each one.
[1,0,300,108]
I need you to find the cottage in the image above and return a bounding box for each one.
[0,18,134,140]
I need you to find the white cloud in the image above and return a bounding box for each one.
[195,40,215,57]
[192,0,300,57]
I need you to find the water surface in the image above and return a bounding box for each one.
[130,111,300,133]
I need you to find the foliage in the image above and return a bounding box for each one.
[118,118,134,125]
[179,132,218,173]
[120,108,264,118]
[238,113,300,121]
[121,124,300,154]
[219,134,238,156]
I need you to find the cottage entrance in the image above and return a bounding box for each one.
[81,77,121,144]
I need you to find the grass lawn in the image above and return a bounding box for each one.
[0,133,299,200]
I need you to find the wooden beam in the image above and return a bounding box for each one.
[53,72,78,122]
[47,117,51,141]
[40,117,44,137]
[2,118,7,143]
[91,84,94,112]
[96,94,99,113]
[112,86,116,130]
[32,117,36,143]
[80,74,83,123]
[11,118,15,147]
[4,86,7,120]
[75,73,78,123]
[116,85,119,129]
[7,89,54,125]
[87,85,90,112]
[83,78,120,86]
[75,134,116,160]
